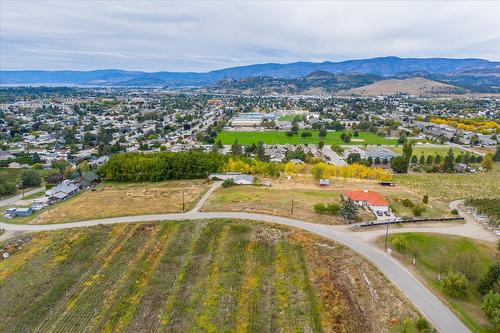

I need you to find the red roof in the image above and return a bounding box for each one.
[345,190,388,206]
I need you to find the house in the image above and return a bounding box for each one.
[15,207,33,217]
[78,171,101,188]
[345,190,389,212]
[233,174,254,185]
[366,147,397,160]
[4,207,33,218]
[209,172,244,181]
[319,179,331,187]
[4,208,17,218]
[0,151,15,161]
[45,180,79,201]
[208,172,254,185]
[8,162,21,168]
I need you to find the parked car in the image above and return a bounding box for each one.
[384,211,391,216]
[376,211,383,217]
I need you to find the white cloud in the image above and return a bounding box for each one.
[1,0,499,71]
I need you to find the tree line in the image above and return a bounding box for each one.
[101,151,227,181]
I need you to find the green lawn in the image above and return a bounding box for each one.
[380,233,498,333]
[216,130,398,145]
[391,146,468,156]
[278,114,298,121]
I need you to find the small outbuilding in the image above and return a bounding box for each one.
[319,179,331,187]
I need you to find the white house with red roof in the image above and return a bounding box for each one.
[345,190,389,212]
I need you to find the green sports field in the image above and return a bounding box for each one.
[215,130,398,145]
[390,146,468,156]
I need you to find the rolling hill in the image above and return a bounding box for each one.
[343,77,465,96]
[1,56,499,91]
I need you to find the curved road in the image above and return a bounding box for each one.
[0,184,471,333]
[1,217,469,332]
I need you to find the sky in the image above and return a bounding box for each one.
[1,0,499,72]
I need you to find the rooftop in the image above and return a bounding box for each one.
[346,190,388,206]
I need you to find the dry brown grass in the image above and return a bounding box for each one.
[344,77,459,96]
[29,180,210,224]
[203,174,448,224]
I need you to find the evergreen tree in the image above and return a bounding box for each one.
[494,145,500,162]
[443,148,455,172]
[434,154,442,164]
[426,155,434,165]
[402,141,413,162]
[340,197,358,222]
[419,155,426,165]
[212,139,223,152]
[231,139,242,155]
[391,156,409,173]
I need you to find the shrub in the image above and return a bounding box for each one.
[481,292,500,328]
[412,204,426,217]
[221,179,235,188]
[477,262,500,296]
[391,235,409,252]
[415,317,430,331]
[390,156,409,173]
[402,198,414,208]
[313,203,340,215]
[442,271,468,298]
[451,209,459,215]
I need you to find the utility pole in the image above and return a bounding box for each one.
[291,194,294,215]
[384,222,389,249]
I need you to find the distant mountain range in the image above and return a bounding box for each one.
[1,56,499,93]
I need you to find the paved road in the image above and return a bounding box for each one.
[0,210,470,333]
[0,187,45,208]
[322,145,348,166]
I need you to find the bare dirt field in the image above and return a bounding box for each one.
[27,180,210,225]
[203,174,449,224]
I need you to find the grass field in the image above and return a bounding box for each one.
[1,180,210,225]
[380,233,499,333]
[216,130,398,145]
[395,165,500,203]
[278,114,297,121]
[203,174,450,223]
[391,146,467,156]
[0,220,423,332]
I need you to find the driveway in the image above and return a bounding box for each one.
[0,187,45,208]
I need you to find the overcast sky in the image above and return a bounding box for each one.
[1,0,499,72]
